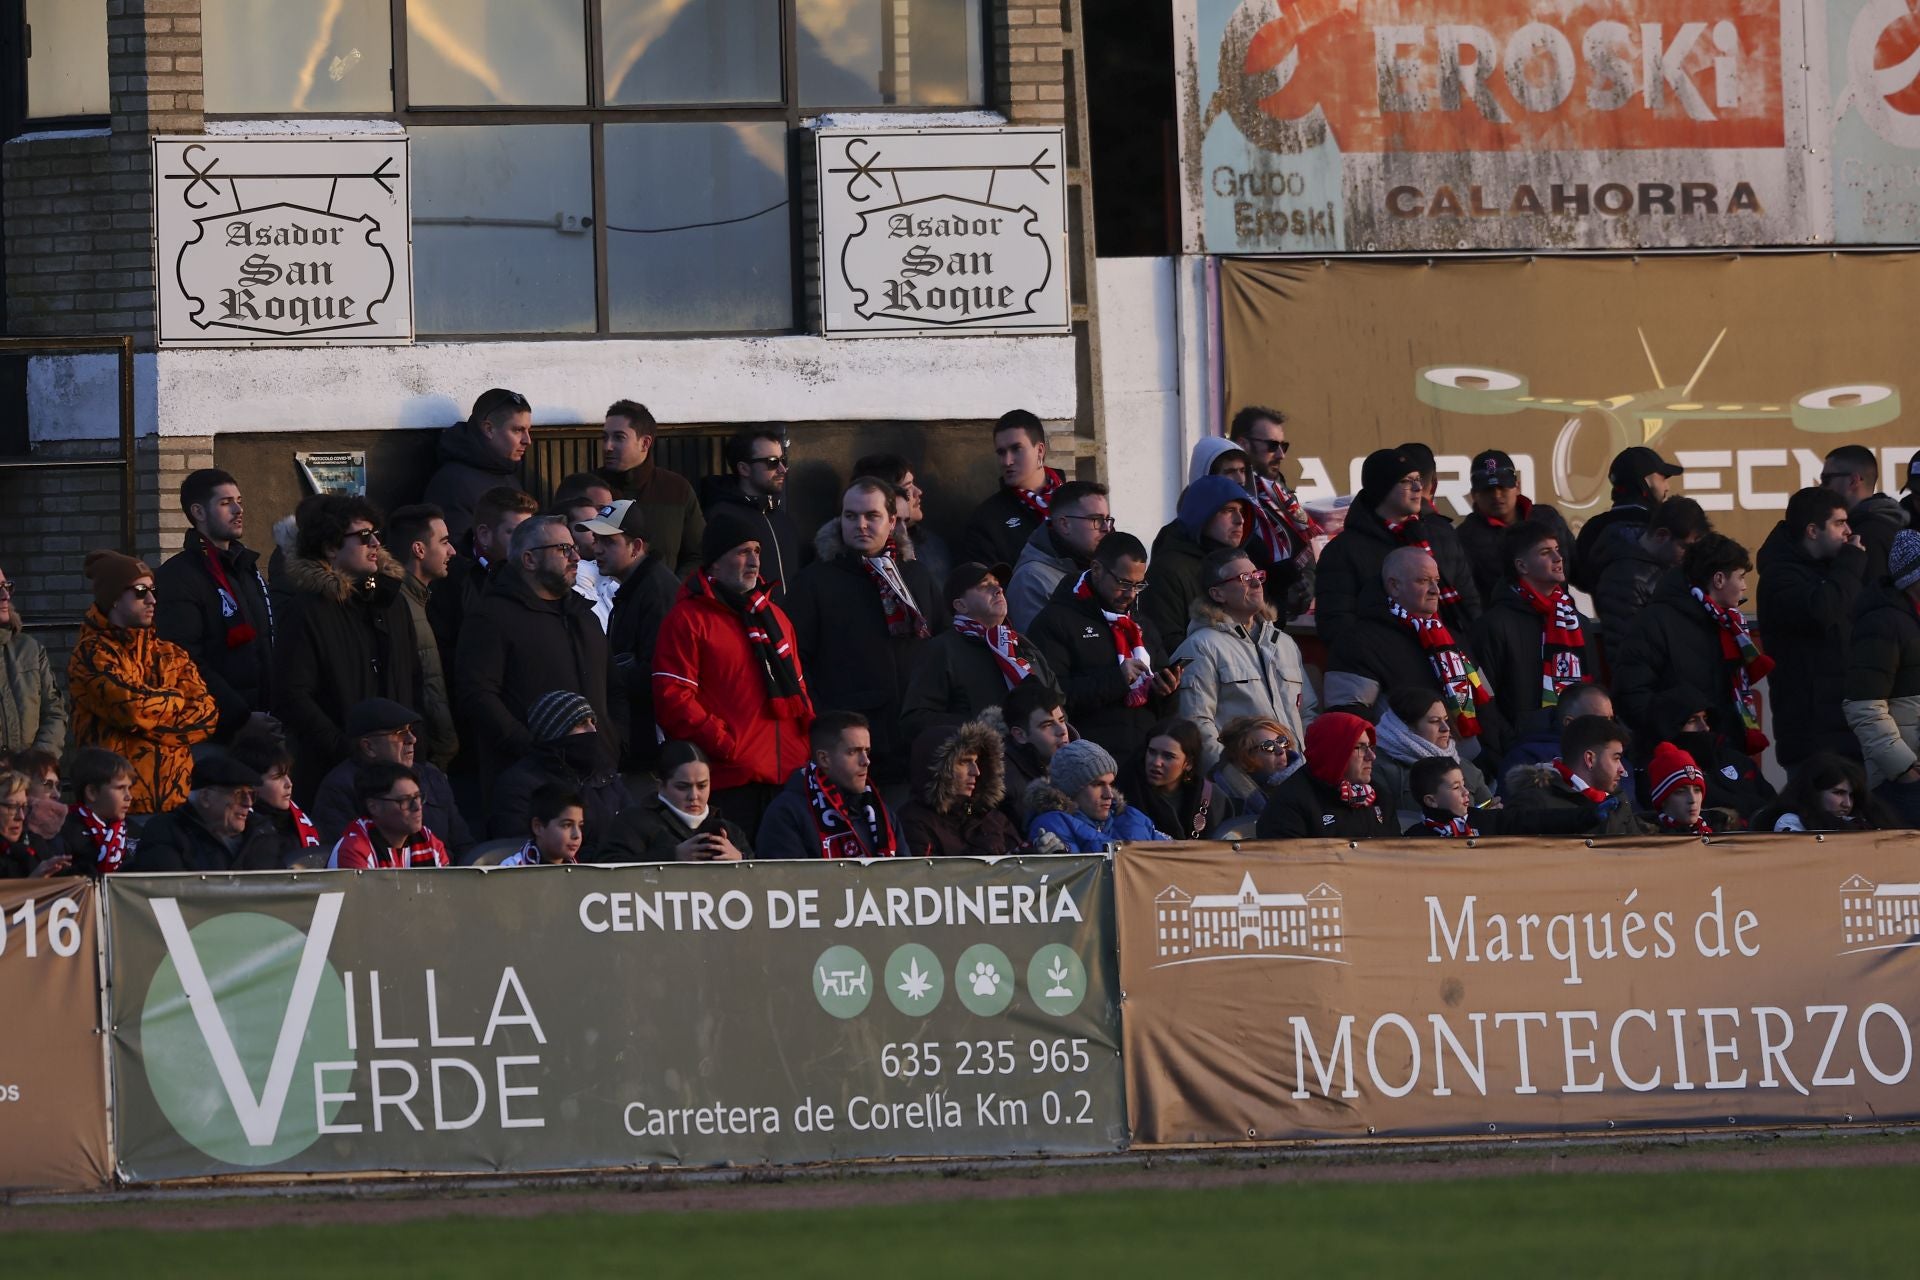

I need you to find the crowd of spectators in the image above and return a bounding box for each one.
[0,391,1910,880]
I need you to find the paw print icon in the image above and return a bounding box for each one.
[955,944,1014,1016]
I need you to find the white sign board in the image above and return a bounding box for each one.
[153,135,412,347]
[817,126,1070,338]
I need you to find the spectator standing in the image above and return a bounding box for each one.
[0,563,65,757]
[599,741,751,862]
[423,388,534,544]
[598,400,704,575]
[758,711,908,859]
[1005,481,1111,632]
[1502,715,1649,836]
[1315,447,1480,647]
[1756,487,1866,767]
[578,499,680,768]
[310,698,473,854]
[328,762,451,869]
[154,469,274,742]
[1253,711,1391,839]
[228,724,323,859]
[1141,475,1254,644]
[1205,716,1299,835]
[1823,444,1909,586]
[1592,496,1711,664]
[961,409,1063,568]
[552,473,620,629]
[1370,687,1495,829]
[499,785,587,866]
[429,486,537,662]
[704,427,807,601]
[653,510,814,833]
[273,496,421,791]
[69,550,217,815]
[1119,719,1214,841]
[1902,450,1920,531]
[1455,449,1574,604]
[455,514,614,782]
[386,504,461,771]
[1569,446,1683,593]
[488,691,631,859]
[900,562,1056,744]
[1024,738,1168,851]
[130,754,287,872]
[1028,533,1180,764]
[1844,528,1920,819]
[1172,547,1315,771]
[54,748,134,875]
[999,681,1072,822]
[1229,407,1322,618]
[787,478,944,785]
[857,452,953,589]
[1470,520,1592,748]
[1613,533,1772,756]
[901,722,1025,857]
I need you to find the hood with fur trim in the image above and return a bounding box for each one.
[814,518,920,563]
[1502,761,1575,798]
[1024,775,1131,819]
[910,720,1007,814]
[1187,593,1277,633]
[282,548,406,604]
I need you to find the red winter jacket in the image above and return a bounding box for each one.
[652,584,813,790]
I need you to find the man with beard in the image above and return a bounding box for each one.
[1756,486,1866,767]
[1229,406,1321,616]
[386,504,460,771]
[1822,444,1910,587]
[155,468,276,742]
[703,426,805,602]
[597,399,704,575]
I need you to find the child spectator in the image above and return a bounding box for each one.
[1647,742,1713,836]
[1404,756,1480,838]
[230,723,323,858]
[57,747,135,875]
[501,784,586,866]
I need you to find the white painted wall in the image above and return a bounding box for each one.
[1096,255,1214,536]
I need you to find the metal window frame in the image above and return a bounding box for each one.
[197,0,999,342]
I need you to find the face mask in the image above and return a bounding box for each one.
[555,731,602,772]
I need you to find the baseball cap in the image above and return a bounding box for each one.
[944,561,1013,605]
[1608,446,1684,489]
[1469,449,1519,491]
[576,499,646,539]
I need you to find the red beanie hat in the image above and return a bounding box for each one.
[1306,712,1374,786]
[1648,742,1705,805]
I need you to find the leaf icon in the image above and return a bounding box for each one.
[897,957,934,1002]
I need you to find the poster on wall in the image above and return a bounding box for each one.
[817,126,1072,338]
[153,134,413,347]
[1179,1,1920,251]
[1218,252,1913,550]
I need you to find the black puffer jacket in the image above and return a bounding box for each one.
[606,553,683,768]
[785,523,947,784]
[596,793,754,863]
[1755,519,1867,766]
[1314,499,1480,647]
[1470,584,1595,746]
[1501,762,1654,836]
[1843,582,1920,786]
[898,624,1057,745]
[1591,539,1676,668]
[1027,575,1172,765]
[272,552,421,789]
[1611,581,1757,750]
[1455,500,1573,603]
[1849,493,1910,587]
[154,531,275,738]
[960,486,1048,572]
[900,722,1026,857]
[422,421,532,544]
[1570,501,1650,594]
[1253,766,1391,840]
[454,566,613,777]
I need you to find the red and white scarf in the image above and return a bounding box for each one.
[329,817,450,869]
[689,570,812,721]
[201,539,265,649]
[861,540,930,640]
[1337,780,1378,809]
[288,800,321,849]
[1389,601,1494,737]
[1515,581,1586,708]
[71,804,126,873]
[1420,813,1476,837]
[1012,467,1065,519]
[1385,515,1462,608]
[1248,473,1322,564]
[1658,812,1713,836]
[1552,759,1612,804]
[1073,572,1152,707]
[803,762,900,859]
[951,614,1034,689]
[1691,587,1774,754]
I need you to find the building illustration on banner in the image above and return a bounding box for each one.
[1838,874,1920,950]
[1152,873,1343,967]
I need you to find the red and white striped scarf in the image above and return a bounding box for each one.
[1388,601,1494,737]
[1012,467,1065,519]
[288,800,321,849]
[951,615,1034,689]
[1658,812,1713,836]
[71,804,126,873]
[861,540,930,640]
[1552,759,1611,804]
[804,763,899,859]
[1515,581,1586,708]
[1247,473,1322,563]
[1073,572,1152,707]
[330,817,450,869]
[1336,780,1378,809]
[1691,587,1774,754]
[1420,813,1476,837]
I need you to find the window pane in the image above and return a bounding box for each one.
[405,0,586,106]
[602,0,781,105]
[203,0,393,114]
[25,0,109,118]
[605,124,791,333]
[798,0,983,107]
[412,126,596,334]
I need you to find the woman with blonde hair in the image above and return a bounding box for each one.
[0,769,63,878]
[1206,715,1300,834]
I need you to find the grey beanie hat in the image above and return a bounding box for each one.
[1048,739,1118,795]
[526,690,596,743]
[1894,529,1920,592]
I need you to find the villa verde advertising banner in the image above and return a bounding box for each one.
[105,859,1122,1182]
[1117,835,1920,1145]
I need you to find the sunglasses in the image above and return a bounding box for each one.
[1245,437,1290,455]
[749,456,790,470]
[128,584,159,600]
[0,581,13,597]
[1252,739,1293,755]
[1227,569,1268,587]
[347,528,382,546]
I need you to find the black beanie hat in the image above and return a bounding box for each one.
[701,507,765,567]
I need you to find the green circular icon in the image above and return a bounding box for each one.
[1027,944,1087,1017]
[954,943,1015,1016]
[140,911,351,1167]
[812,945,874,1019]
[884,943,944,1015]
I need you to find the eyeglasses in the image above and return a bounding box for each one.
[1107,578,1150,596]
[1251,739,1292,755]
[1245,437,1290,455]
[1060,513,1117,531]
[1227,569,1268,587]
[530,543,581,560]
[0,800,27,815]
[0,581,14,597]
[369,726,418,744]
[373,793,424,811]
[128,584,159,600]
[347,528,382,546]
[748,456,789,469]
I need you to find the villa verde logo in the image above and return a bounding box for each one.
[139,894,350,1165]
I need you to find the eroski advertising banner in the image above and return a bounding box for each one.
[106,858,1122,1182]
[1119,837,1920,1145]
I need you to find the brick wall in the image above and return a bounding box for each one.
[996,2,1068,124]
